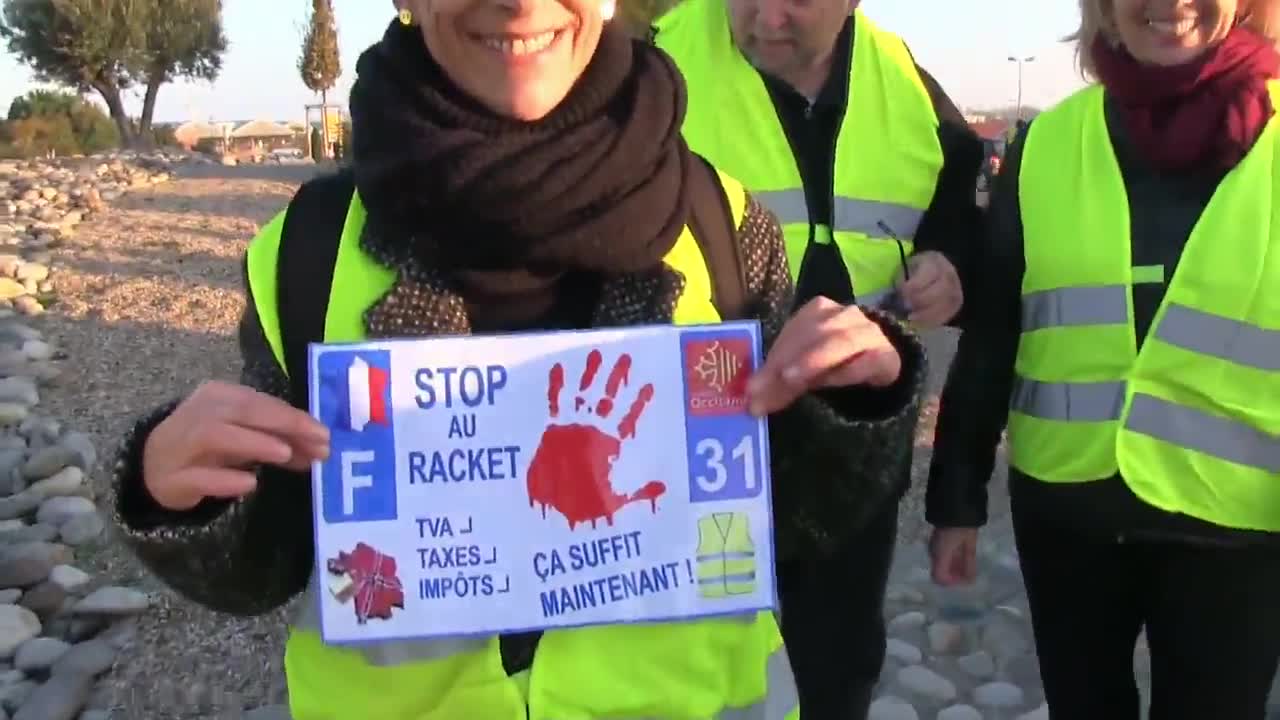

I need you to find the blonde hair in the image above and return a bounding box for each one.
[1070,0,1280,79]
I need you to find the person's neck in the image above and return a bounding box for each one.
[776,47,836,102]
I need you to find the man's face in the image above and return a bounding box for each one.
[726,0,852,79]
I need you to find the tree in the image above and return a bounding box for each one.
[0,0,145,145]
[299,0,341,156]
[1,114,80,158]
[134,0,227,145]
[0,0,229,148]
[7,88,120,153]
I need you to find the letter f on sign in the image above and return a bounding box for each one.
[340,450,376,515]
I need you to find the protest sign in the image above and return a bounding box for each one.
[307,321,777,646]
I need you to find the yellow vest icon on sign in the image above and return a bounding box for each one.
[695,512,756,598]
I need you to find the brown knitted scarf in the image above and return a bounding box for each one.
[348,20,694,274]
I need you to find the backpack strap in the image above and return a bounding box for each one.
[685,156,749,320]
[277,170,355,406]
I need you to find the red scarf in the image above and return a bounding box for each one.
[1091,27,1280,171]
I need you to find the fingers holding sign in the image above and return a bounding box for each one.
[143,381,331,511]
[747,298,902,417]
[897,251,963,328]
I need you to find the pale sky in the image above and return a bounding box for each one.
[0,0,1087,123]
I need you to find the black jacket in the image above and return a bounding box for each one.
[926,93,1277,546]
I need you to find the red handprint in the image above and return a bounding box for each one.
[527,349,667,531]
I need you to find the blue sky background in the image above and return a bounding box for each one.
[0,0,1087,123]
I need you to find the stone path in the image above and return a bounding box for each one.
[874,500,1280,720]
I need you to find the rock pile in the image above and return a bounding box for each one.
[0,153,178,317]
[0,317,152,720]
[0,153,169,719]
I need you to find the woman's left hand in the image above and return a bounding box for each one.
[747,297,902,416]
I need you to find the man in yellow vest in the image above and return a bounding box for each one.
[653,1,983,718]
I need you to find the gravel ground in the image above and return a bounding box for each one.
[34,166,988,717]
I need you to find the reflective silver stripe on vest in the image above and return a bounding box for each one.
[857,288,892,310]
[1154,304,1280,371]
[834,197,923,239]
[1125,394,1280,473]
[754,190,809,226]
[1022,285,1129,332]
[752,189,922,239]
[1010,377,1125,422]
[291,578,488,666]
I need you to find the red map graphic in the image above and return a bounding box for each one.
[526,349,667,530]
[326,542,405,624]
[684,337,751,417]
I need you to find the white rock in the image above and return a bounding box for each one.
[937,705,983,720]
[72,586,150,615]
[34,496,95,527]
[13,636,69,672]
[886,638,923,664]
[1015,704,1049,720]
[957,650,996,679]
[0,404,27,425]
[888,611,928,633]
[886,585,925,604]
[47,565,90,593]
[58,512,103,546]
[0,605,40,658]
[897,665,957,702]
[0,378,36,406]
[869,696,919,720]
[927,621,966,655]
[26,467,84,500]
[973,682,1025,709]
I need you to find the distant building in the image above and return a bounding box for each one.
[968,118,1010,141]
[229,120,299,159]
[173,121,231,153]
[173,119,303,161]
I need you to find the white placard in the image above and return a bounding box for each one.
[308,321,776,646]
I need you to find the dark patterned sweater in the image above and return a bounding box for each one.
[108,190,926,620]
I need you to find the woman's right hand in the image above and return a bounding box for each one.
[142,381,331,511]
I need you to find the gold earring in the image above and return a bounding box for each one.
[399,8,413,25]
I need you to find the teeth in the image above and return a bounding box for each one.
[481,31,557,55]
[1146,17,1196,36]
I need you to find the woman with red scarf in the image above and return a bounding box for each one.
[924,1,1280,718]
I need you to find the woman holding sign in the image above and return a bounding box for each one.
[108,0,927,718]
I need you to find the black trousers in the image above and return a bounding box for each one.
[1011,486,1280,720]
[778,498,899,720]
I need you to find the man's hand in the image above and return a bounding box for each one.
[896,251,963,327]
[928,526,979,586]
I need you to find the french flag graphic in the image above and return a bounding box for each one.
[343,356,390,432]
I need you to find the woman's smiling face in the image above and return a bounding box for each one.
[397,0,605,121]
[1109,0,1238,65]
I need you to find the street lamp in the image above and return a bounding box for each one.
[1008,55,1036,121]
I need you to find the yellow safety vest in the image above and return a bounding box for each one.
[1011,82,1280,532]
[696,512,757,598]
[654,1,943,306]
[243,172,800,719]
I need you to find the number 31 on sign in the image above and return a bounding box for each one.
[679,332,767,504]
